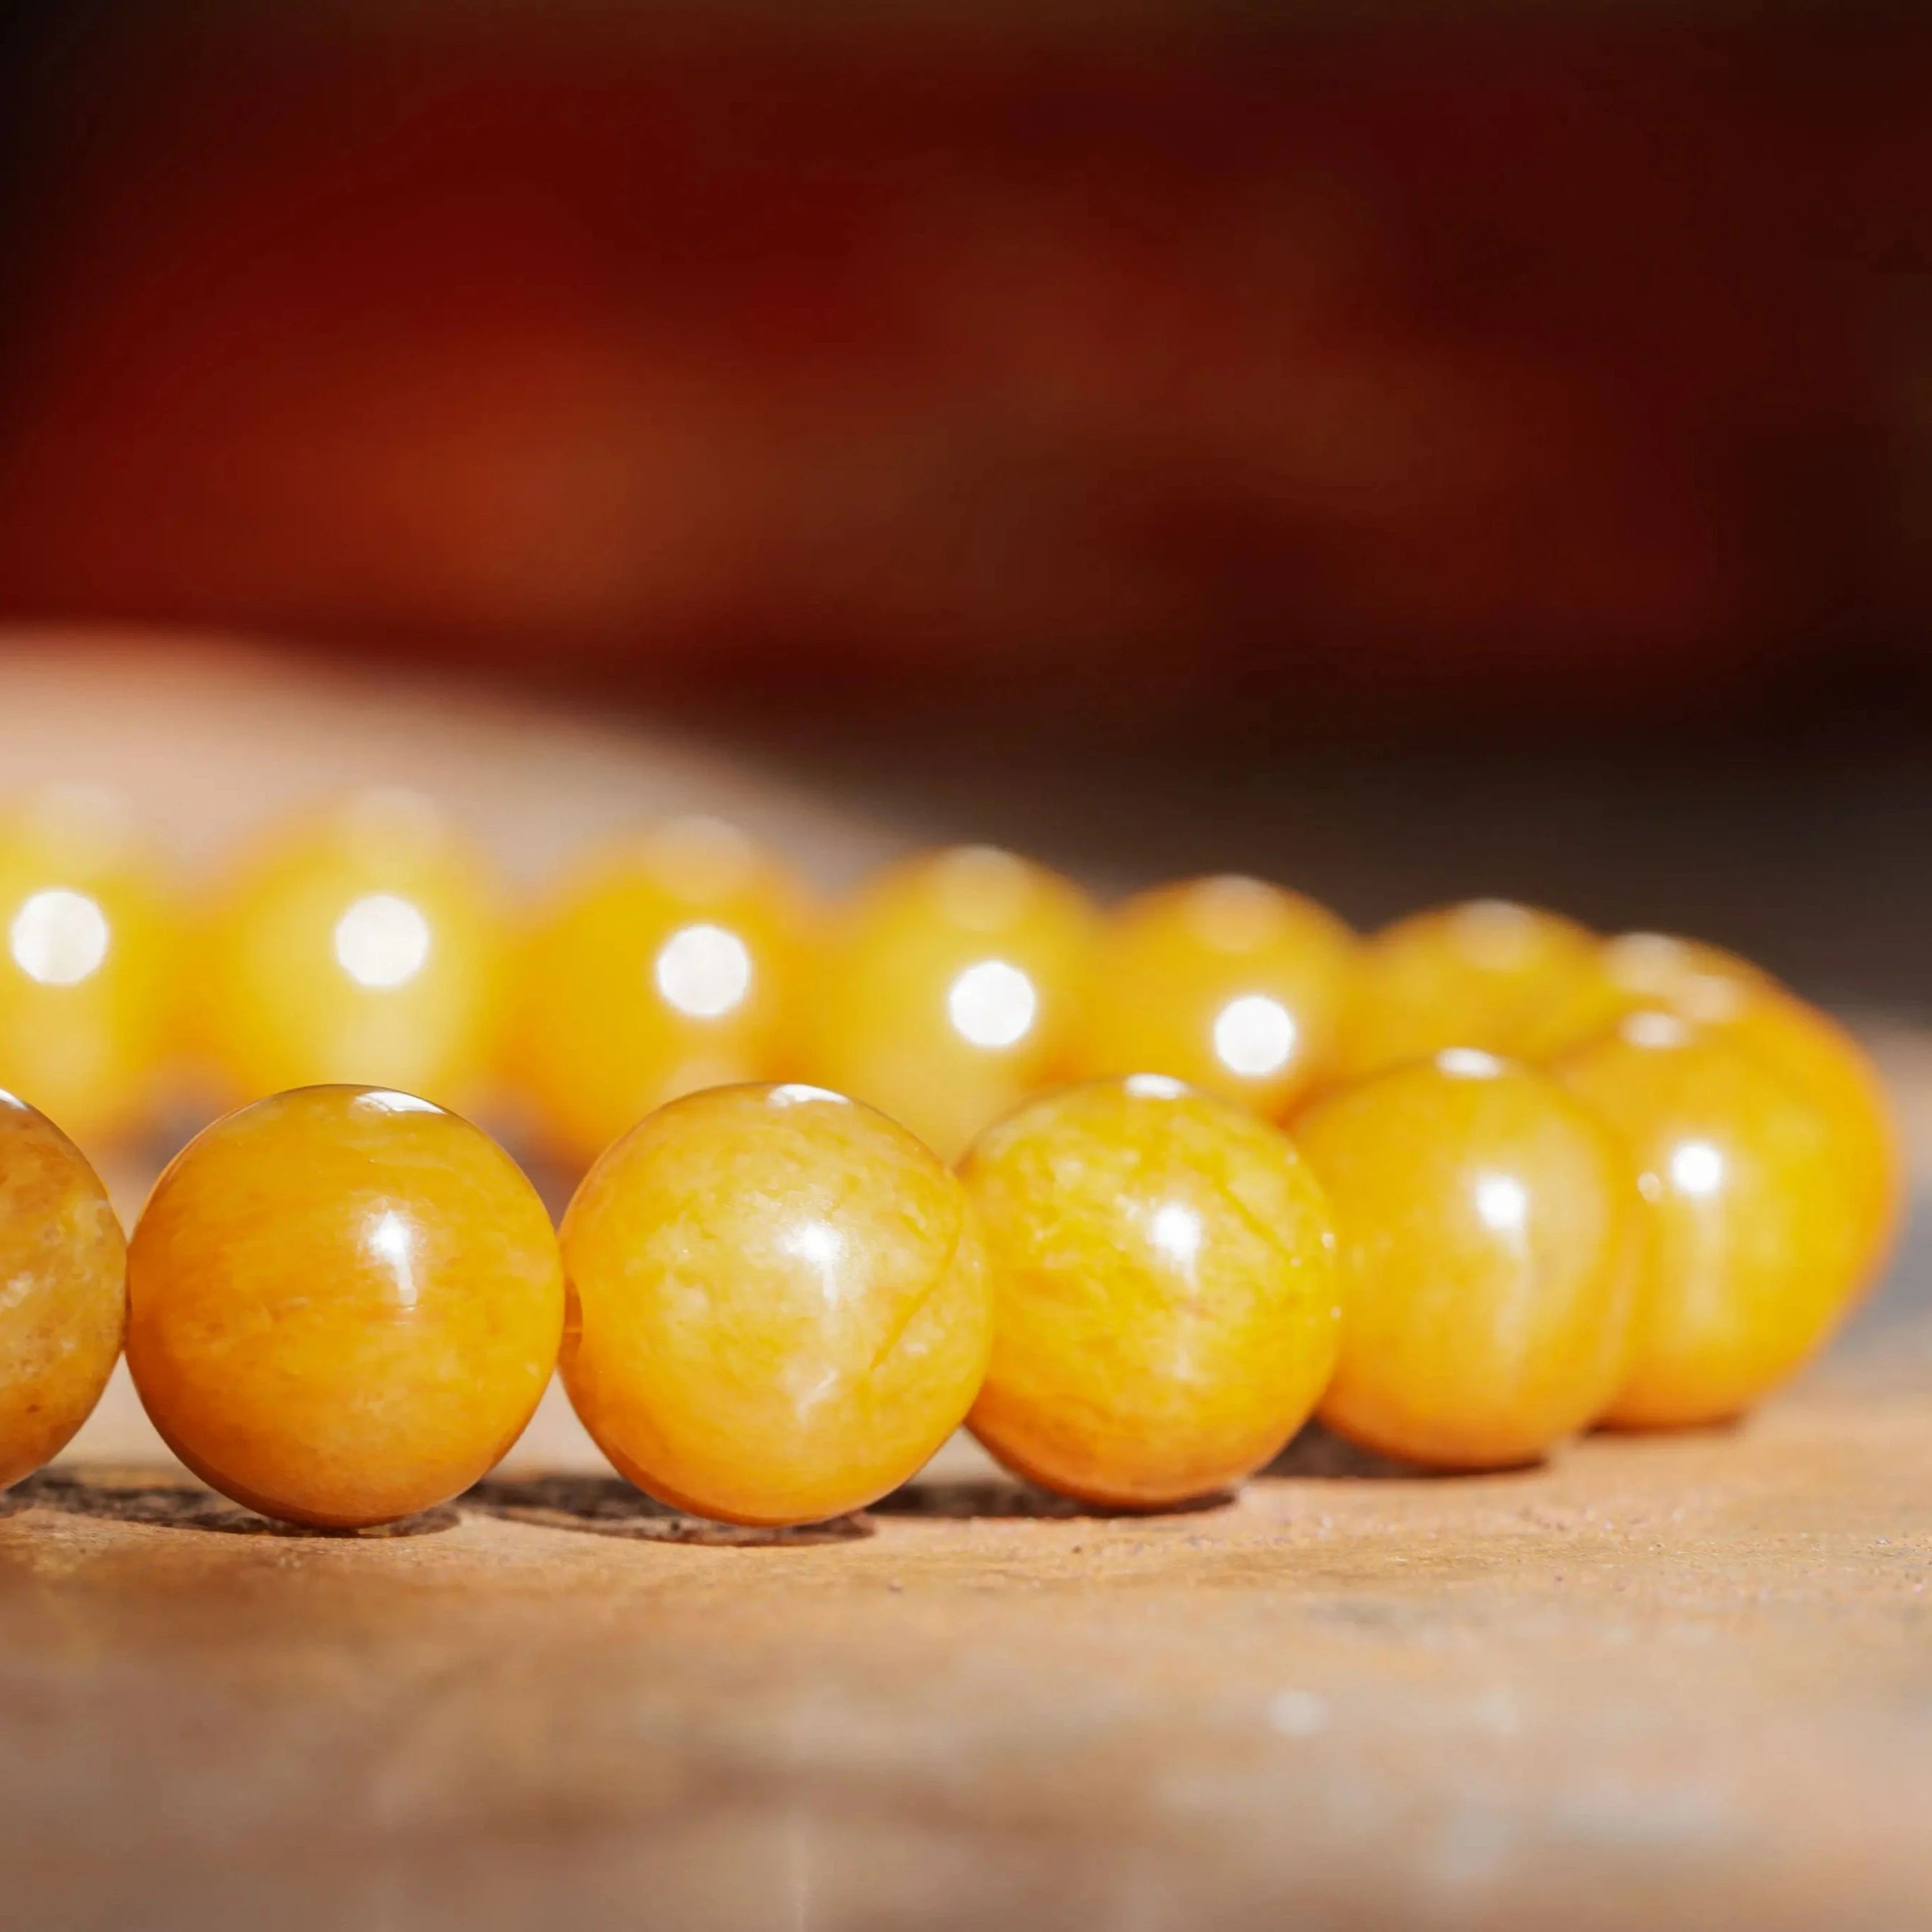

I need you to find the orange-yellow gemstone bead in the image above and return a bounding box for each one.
[1073,876,1357,1117]
[1690,989,1898,1289]
[560,1083,992,1525]
[961,1076,1341,1507]
[128,1085,562,1527]
[1515,930,1771,1061]
[1522,935,1900,1286]
[513,817,811,1164]
[1296,1052,1636,1469]
[197,790,509,1111]
[801,847,1097,1160]
[0,1091,126,1489]
[1338,900,1600,1081]
[1555,1016,1869,1431]
[0,786,180,1150]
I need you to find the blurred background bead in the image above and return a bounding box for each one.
[1516,930,1771,1060]
[512,816,811,1165]
[1338,899,1600,1080]
[1296,1052,1636,1470]
[560,1083,991,1526]
[962,1077,1340,1508]
[1072,876,1356,1116]
[196,789,509,1111]
[0,1090,126,1490]
[0,785,181,1151]
[1558,1015,1872,1430]
[800,847,1097,1161]
[128,1085,562,1527]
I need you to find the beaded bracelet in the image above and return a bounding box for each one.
[0,787,1898,1533]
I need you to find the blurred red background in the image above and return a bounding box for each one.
[1,2,1930,736]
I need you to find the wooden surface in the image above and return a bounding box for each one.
[8,1331,1931,1930]
[3,636,1930,1928]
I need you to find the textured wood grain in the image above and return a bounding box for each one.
[5,1340,1931,1931]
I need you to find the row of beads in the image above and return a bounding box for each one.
[0,788,1900,1212]
[0,997,1895,1530]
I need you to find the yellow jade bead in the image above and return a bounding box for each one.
[128,1085,562,1528]
[1073,876,1357,1117]
[801,847,1098,1161]
[197,790,509,1110]
[560,1083,992,1526]
[1519,933,1899,1286]
[0,1092,126,1490]
[0,786,180,1149]
[1555,1017,1870,1431]
[1515,930,1772,1062]
[962,1076,1341,1508]
[514,817,811,1164]
[1715,992,1901,1287]
[1296,1052,1637,1470]
[1338,899,1600,1081]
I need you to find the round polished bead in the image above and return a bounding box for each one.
[0,1091,126,1490]
[513,817,811,1164]
[1688,989,1898,1290]
[1337,900,1600,1081]
[1073,876,1357,1117]
[128,1085,562,1527]
[0,786,180,1149]
[560,1083,992,1525]
[1555,1015,1869,1430]
[1515,930,1771,1061]
[1296,1052,1636,1469]
[197,790,509,1110]
[961,1077,1340,1508]
[800,847,1097,1160]
[1523,936,1899,1287]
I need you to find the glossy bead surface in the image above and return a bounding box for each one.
[513,817,811,1164]
[128,1085,562,1527]
[1555,1017,1869,1431]
[962,1076,1341,1507]
[1338,900,1600,1081]
[1524,937,1900,1286]
[0,1091,126,1489]
[560,1083,992,1525]
[1694,991,1899,1289]
[1515,930,1771,1061]
[801,847,1097,1160]
[1296,1052,1636,1469]
[197,790,509,1110]
[1073,876,1357,1117]
[0,786,180,1149]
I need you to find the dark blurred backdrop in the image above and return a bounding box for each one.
[4,1,1932,745]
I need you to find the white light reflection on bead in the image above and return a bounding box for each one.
[1124,1073,1188,1101]
[783,1219,847,1306]
[767,1084,849,1108]
[1622,1012,1692,1051]
[1150,1201,1204,1268]
[1436,1048,1506,1080]
[1212,994,1296,1079]
[334,894,432,989]
[1670,1141,1725,1197]
[946,959,1037,1050]
[1448,899,1539,969]
[9,888,110,986]
[355,1089,443,1115]
[654,923,753,1019]
[1474,1174,1530,1233]
[367,1208,420,1311]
